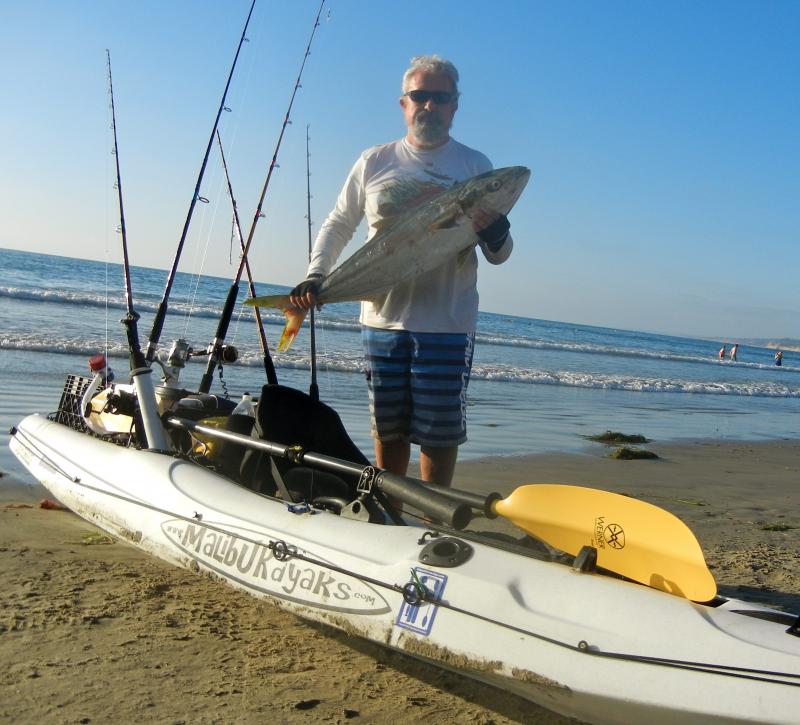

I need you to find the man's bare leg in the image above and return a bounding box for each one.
[419,445,458,486]
[374,438,411,476]
[375,439,410,513]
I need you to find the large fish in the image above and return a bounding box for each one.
[246,165,531,351]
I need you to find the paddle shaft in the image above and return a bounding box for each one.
[166,416,471,529]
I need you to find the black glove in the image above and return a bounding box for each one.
[477,214,510,252]
[290,274,322,298]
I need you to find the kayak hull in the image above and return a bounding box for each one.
[10,414,800,725]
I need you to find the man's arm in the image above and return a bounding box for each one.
[289,156,367,309]
[307,156,367,278]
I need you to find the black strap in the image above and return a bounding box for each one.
[477,214,510,252]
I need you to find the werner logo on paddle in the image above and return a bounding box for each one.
[161,519,390,615]
[593,516,626,550]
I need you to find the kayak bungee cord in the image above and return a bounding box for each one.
[144,0,258,365]
[198,0,326,394]
[305,124,319,402]
[105,50,169,451]
[12,426,800,689]
[215,129,274,381]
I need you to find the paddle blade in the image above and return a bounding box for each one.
[493,484,717,602]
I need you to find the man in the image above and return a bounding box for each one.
[289,55,513,487]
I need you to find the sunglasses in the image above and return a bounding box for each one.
[405,89,455,105]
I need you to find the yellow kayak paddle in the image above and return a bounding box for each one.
[492,484,717,602]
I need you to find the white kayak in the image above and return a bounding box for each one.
[10,408,800,725]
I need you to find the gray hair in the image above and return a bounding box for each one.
[401,55,460,97]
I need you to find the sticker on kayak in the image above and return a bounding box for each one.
[395,567,447,636]
[161,519,390,615]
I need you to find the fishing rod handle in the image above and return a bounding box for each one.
[297,451,470,527]
[419,483,503,519]
[376,472,472,530]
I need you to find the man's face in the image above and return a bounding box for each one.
[400,71,458,148]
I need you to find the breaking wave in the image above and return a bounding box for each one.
[4,335,797,399]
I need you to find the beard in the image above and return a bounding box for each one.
[412,110,450,146]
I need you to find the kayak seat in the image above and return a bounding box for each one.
[165,395,238,457]
[213,413,257,481]
[239,385,369,504]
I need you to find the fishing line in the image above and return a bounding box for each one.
[174,0,264,367]
[317,316,334,396]
[144,0,259,363]
[304,124,320,401]
[197,0,328,393]
[181,164,227,338]
[105,50,169,450]
[214,129,274,379]
[213,0,265,174]
[175,19,263,342]
[104,77,111,369]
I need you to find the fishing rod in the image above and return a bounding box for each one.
[305,124,319,401]
[106,50,170,451]
[198,0,326,394]
[214,129,278,385]
[144,0,258,364]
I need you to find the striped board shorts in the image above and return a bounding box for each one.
[362,327,475,447]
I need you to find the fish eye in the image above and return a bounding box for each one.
[490,179,502,190]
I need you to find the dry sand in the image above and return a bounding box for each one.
[2,438,799,724]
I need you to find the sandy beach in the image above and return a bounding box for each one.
[2,438,799,724]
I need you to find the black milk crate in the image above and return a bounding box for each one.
[53,374,93,433]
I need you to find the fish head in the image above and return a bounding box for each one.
[456,166,531,217]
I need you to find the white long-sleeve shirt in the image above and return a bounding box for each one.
[307,137,512,333]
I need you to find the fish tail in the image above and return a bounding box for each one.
[277,307,308,352]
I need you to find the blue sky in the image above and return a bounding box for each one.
[1,1,797,340]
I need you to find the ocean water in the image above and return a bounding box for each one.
[2,247,799,483]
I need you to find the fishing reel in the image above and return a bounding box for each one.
[220,344,239,363]
[153,338,193,386]
[155,339,239,387]
[203,342,238,364]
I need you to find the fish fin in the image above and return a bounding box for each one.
[429,211,460,230]
[244,294,290,309]
[276,307,309,352]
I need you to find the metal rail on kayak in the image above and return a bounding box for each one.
[166,416,475,530]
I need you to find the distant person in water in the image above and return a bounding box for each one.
[775,350,783,366]
[730,344,738,362]
[719,345,726,360]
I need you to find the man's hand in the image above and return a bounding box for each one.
[472,209,510,252]
[288,274,322,310]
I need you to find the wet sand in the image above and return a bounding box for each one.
[2,438,799,724]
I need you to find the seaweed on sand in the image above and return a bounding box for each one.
[587,430,650,445]
[609,447,659,460]
[760,523,796,532]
